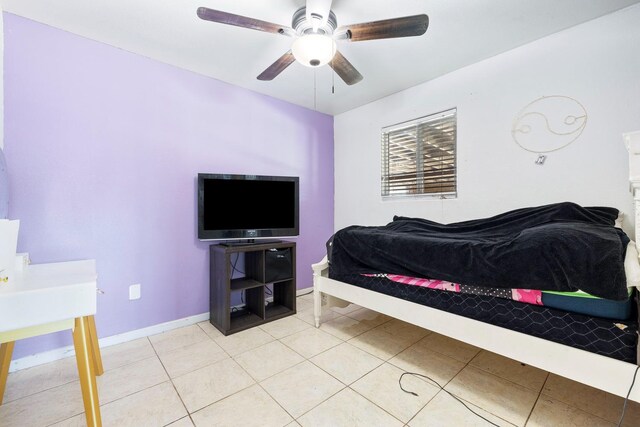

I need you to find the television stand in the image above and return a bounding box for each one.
[209,241,296,335]
[220,239,282,247]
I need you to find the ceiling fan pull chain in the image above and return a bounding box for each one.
[332,58,335,94]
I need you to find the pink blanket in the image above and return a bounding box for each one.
[364,273,543,306]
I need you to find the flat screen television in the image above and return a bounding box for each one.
[198,173,299,241]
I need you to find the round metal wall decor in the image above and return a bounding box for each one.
[511,95,587,154]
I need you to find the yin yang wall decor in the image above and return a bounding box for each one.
[511,95,588,162]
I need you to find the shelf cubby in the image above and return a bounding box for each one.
[209,241,296,335]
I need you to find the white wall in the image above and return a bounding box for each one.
[334,5,640,233]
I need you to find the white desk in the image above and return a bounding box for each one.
[0,260,103,427]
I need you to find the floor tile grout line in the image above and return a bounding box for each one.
[221,332,304,390]
[523,371,550,426]
[40,336,159,427]
[292,345,440,426]
[255,357,308,384]
[417,356,526,426]
[402,386,447,427]
[255,381,301,424]
[439,348,491,414]
[98,374,172,407]
[189,366,259,415]
[465,350,548,393]
[236,332,347,422]
[184,380,261,419]
[434,390,519,427]
[453,361,543,393]
[388,339,486,423]
[318,314,390,341]
[346,383,416,425]
[3,370,79,405]
[533,374,626,426]
[277,332,345,361]
[161,415,194,427]
[258,317,314,341]
[150,335,194,422]
[254,342,348,424]
[43,378,185,427]
[42,409,86,427]
[234,343,307,383]
[439,353,539,426]
[10,355,167,426]
[290,383,348,422]
[150,325,214,357]
[308,351,385,387]
[414,335,480,366]
[344,331,425,364]
[404,404,430,426]
[3,337,158,406]
[357,360,445,424]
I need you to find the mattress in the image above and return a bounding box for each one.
[330,272,638,363]
[375,273,635,320]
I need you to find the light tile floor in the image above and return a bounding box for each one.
[1,293,640,426]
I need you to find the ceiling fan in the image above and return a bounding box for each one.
[197,0,429,86]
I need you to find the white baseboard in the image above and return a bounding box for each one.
[9,312,210,373]
[9,288,314,373]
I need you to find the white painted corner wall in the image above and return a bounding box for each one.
[334,5,640,233]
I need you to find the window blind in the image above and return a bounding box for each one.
[381,108,457,197]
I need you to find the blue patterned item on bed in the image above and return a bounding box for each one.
[541,288,634,320]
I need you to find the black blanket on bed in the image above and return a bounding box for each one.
[327,202,630,300]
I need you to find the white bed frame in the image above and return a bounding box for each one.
[312,130,640,403]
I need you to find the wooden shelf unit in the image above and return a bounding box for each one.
[209,241,296,335]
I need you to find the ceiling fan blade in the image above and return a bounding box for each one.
[329,51,363,86]
[197,7,292,36]
[338,14,429,42]
[257,51,296,81]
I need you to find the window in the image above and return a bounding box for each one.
[381,108,457,198]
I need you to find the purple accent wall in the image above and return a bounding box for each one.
[3,13,334,359]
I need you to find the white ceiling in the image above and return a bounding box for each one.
[3,0,640,115]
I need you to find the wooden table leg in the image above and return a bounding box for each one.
[87,316,104,376]
[0,341,15,405]
[73,317,102,427]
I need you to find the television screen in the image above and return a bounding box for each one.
[198,173,299,241]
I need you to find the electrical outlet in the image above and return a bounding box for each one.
[129,284,141,300]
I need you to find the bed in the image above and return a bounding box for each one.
[311,130,640,403]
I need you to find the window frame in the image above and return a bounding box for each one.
[381,108,457,199]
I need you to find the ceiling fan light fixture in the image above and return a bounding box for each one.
[292,34,337,68]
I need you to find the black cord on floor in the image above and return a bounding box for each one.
[617,365,640,427]
[399,371,500,426]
